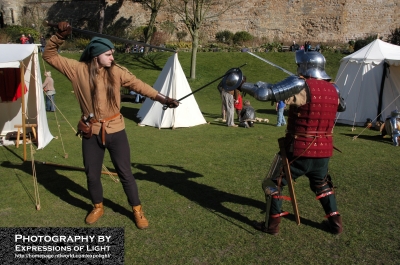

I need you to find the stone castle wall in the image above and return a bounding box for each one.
[1,0,399,44]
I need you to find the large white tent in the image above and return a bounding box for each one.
[0,44,53,149]
[137,53,207,128]
[335,39,400,126]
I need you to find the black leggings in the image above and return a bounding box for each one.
[82,129,140,206]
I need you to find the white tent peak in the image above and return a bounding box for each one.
[335,39,400,126]
[341,39,400,66]
[137,53,207,128]
[0,44,53,149]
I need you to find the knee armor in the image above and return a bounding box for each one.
[311,174,335,200]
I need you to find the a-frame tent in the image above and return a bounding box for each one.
[335,39,400,126]
[137,53,207,128]
[0,44,53,151]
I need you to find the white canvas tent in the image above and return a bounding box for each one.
[137,53,207,128]
[335,39,400,126]
[0,44,53,149]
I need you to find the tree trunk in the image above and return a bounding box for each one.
[190,29,199,79]
[98,0,106,34]
[144,10,158,56]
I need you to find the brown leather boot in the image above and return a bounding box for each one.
[85,203,104,224]
[133,205,149,229]
[327,215,343,234]
[253,217,281,235]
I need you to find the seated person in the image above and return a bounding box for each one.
[390,110,400,146]
[129,90,145,103]
[239,100,256,128]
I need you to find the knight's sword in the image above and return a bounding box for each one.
[246,51,295,76]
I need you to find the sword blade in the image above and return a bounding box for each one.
[247,51,295,76]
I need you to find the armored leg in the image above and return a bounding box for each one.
[310,174,343,234]
[254,182,288,235]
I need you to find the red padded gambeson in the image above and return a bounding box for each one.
[285,79,338,158]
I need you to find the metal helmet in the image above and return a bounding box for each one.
[391,110,400,118]
[295,50,331,80]
[221,68,244,91]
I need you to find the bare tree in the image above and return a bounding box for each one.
[167,0,239,79]
[98,0,106,33]
[142,0,165,55]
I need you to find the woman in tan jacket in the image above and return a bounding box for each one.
[43,22,179,229]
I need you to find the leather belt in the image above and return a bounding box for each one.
[286,130,333,139]
[95,113,121,145]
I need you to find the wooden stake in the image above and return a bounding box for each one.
[278,137,301,225]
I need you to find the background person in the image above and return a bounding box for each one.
[239,100,255,128]
[217,83,227,122]
[390,110,400,146]
[43,22,179,229]
[42,71,56,112]
[234,90,243,121]
[20,34,29,44]
[40,35,46,53]
[218,81,238,127]
[28,34,34,44]
[275,100,286,126]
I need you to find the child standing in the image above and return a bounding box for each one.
[234,91,243,121]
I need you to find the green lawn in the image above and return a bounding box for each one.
[1,51,399,264]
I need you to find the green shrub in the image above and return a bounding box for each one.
[260,42,281,52]
[215,30,234,43]
[354,34,379,51]
[165,41,192,50]
[129,26,147,41]
[73,38,91,50]
[143,26,157,38]
[233,31,253,45]
[176,31,188,42]
[0,25,39,43]
[387,27,400,46]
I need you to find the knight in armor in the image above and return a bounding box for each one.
[225,50,346,235]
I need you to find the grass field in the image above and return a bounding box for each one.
[1,50,399,264]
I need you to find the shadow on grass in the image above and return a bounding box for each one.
[256,108,277,115]
[1,161,133,223]
[133,163,265,233]
[120,106,141,123]
[341,133,392,145]
[283,213,329,233]
[133,163,333,234]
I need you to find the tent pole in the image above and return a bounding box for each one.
[20,62,27,161]
[377,62,388,121]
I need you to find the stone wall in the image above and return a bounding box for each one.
[1,0,399,44]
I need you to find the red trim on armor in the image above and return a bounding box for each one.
[315,190,334,200]
[270,211,289,218]
[272,195,292,201]
[324,211,339,218]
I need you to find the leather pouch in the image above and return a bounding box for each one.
[77,119,93,138]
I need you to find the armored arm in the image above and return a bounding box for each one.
[332,83,346,112]
[240,75,307,102]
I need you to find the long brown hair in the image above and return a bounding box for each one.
[88,59,118,117]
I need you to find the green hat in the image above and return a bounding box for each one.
[79,37,115,62]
